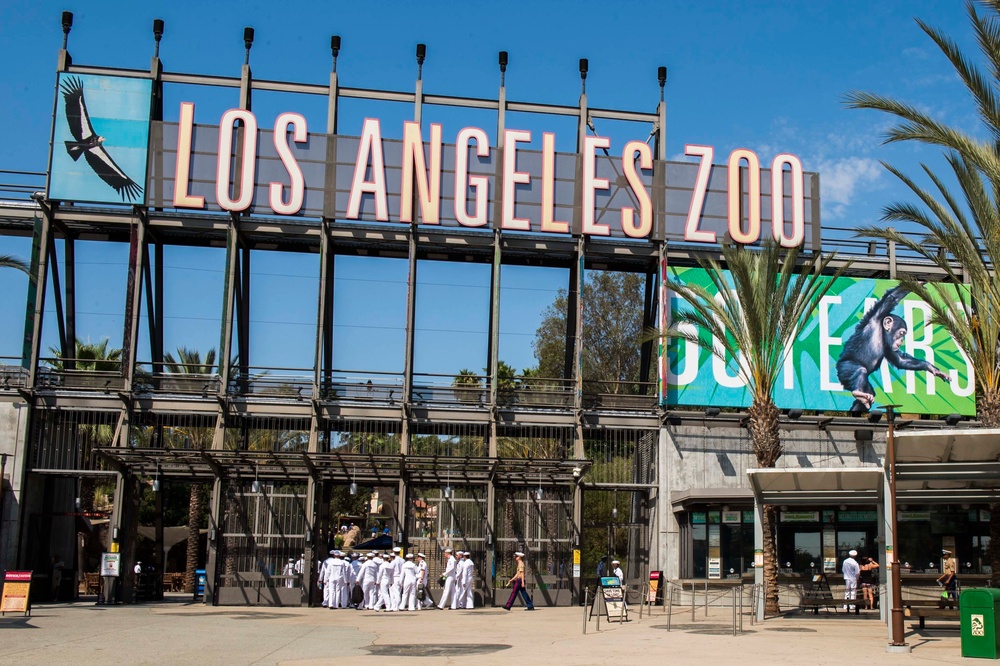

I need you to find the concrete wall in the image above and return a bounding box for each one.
[656,422,887,579]
[0,399,30,573]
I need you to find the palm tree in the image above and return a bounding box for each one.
[164,347,217,593]
[0,254,30,276]
[662,241,844,613]
[846,0,1000,581]
[47,337,122,371]
[452,368,482,405]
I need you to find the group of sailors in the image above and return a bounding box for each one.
[315,546,477,611]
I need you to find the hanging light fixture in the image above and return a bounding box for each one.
[535,471,543,500]
[251,462,260,494]
[443,467,452,499]
[350,464,358,495]
[611,489,618,520]
[152,462,160,493]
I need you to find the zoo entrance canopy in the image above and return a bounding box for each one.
[747,468,884,506]
[894,427,1000,503]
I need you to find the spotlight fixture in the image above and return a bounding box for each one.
[704,406,721,418]
[786,408,803,420]
[152,19,164,59]
[945,413,962,426]
[867,409,884,424]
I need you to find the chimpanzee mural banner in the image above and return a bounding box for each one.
[664,269,975,416]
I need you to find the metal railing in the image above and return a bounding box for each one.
[36,357,125,392]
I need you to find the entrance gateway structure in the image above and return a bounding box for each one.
[0,13,981,611]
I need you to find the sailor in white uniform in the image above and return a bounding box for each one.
[320,549,336,607]
[416,553,433,608]
[462,551,475,608]
[450,551,466,609]
[437,549,457,610]
[373,552,397,612]
[361,553,380,610]
[401,553,419,611]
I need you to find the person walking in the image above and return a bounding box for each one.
[373,552,396,612]
[462,552,476,609]
[326,551,348,609]
[503,551,534,611]
[450,551,466,609]
[391,547,405,610]
[320,549,336,608]
[438,549,457,609]
[282,558,296,588]
[416,553,434,609]
[937,561,958,606]
[361,553,380,610]
[842,549,860,611]
[401,553,418,611]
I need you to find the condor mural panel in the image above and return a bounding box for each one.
[48,73,151,205]
[664,269,975,416]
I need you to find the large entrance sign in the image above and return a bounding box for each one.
[46,74,819,245]
[664,269,975,416]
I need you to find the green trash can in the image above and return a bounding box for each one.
[961,588,1000,658]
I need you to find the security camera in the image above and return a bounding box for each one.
[572,467,581,478]
[30,191,45,202]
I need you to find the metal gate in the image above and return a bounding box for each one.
[216,481,308,605]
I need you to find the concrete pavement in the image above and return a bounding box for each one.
[0,599,970,665]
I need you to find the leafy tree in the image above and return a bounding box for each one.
[163,347,216,592]
[845,0,1000,582]
[532,271,647,391]
[662,241,843,614]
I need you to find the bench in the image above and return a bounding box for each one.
[905,606,959,629]
[799,597,861,615]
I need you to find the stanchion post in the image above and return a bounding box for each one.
[583,588,588,635]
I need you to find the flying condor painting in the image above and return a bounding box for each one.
[60,76,143,203]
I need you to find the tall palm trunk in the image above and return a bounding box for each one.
[748,399,782,614]
[184,484,203,593]
[979,389,1000,585]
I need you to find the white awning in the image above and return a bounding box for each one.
[894,428,1000,502]
[747,467,883,506]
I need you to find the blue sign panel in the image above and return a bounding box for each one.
[48,73,151,205]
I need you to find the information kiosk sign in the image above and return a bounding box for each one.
[600,576,627,622]
[1,571,32,616]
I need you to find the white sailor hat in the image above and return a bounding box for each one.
[329,549,337,555]
[288,557,295,561]
[444,548,453,553]
[612,559,620,564]
[392,546,402,553]
[351,552,359,558]
[848,550,858,557]
[464,551,472,556]
[417,553,426,558]
[368,552,376,557]
[514,551,525,557]
[405,553,414,559]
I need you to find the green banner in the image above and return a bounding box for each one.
[664,270,975,416]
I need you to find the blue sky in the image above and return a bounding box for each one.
[0,1,981,377]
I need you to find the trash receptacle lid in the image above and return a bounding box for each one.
[960,588,1000,607]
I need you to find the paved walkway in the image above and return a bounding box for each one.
[0,600,970,665]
